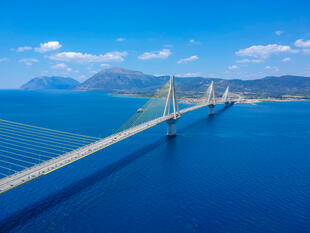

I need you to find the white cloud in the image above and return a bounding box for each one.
[189,39,200,45]
[236,59,264,63]
[51,63,73,72]
[0,58,8,62]
[17,46,32,52]
[116,38,126,42]
[236,44,297,59]
[138,49,171,60]
[177,55,198,64]
[100,63,110,67]
[265,66,279,72]
[153,73,165,77]
[228,65,238,70]
[282,57,291,62]
[19,58,39,66]
[35,41,62,53]
[48,51,128,63]
[175,72,201,77]
[275,30,283,36]
[295,39,310,48]
[52,63,67,69]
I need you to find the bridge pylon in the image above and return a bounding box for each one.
[222,86,234,108]
[222,86,230,108]
[207,81,216,115]
[163,75,180,136]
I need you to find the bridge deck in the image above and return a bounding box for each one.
[179,103,209,114]
[0,102,226,195]
[0,114,176,194]
[0,73,236,195]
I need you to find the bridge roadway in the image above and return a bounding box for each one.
[179,103,209,114]
[0,103,215,194]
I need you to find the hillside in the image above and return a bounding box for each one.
[20,68,310,97]
[76,67,310,97]
[76,67,168,93]
[21,76,80,90]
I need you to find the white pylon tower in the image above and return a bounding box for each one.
[207,81,216,115]
[222,86,235,107]
[222,86,230,107]
[163,75,180,136]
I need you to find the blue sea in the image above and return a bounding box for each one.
[0,90,310,233]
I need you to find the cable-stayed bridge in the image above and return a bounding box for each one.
[0,76,237,194]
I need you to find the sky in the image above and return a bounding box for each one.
[0,0,310,88]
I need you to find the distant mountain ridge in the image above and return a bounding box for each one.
[21,76,80,90]
[221,75,310,97]
[76,67,167,93]
[76,67,310,97]
[20,68,310,97]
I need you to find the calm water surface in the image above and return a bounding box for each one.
[0,90,310,233]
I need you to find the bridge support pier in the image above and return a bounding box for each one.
[225,101,235,108]
[163,75,180,136]
[166,118,177,136]
[208,104,215,115]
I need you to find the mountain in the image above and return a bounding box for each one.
[164,75,310,97]
[77,67,310,97]
[76,67,217,96]
[21,68,310,97]
[21,76,80,90]
[76,67,168,93]
[221,75,310,97]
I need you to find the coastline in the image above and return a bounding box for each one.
[112,93,308,105]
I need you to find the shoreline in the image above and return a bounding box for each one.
[113,93,308,105]
[4,90,307,105]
